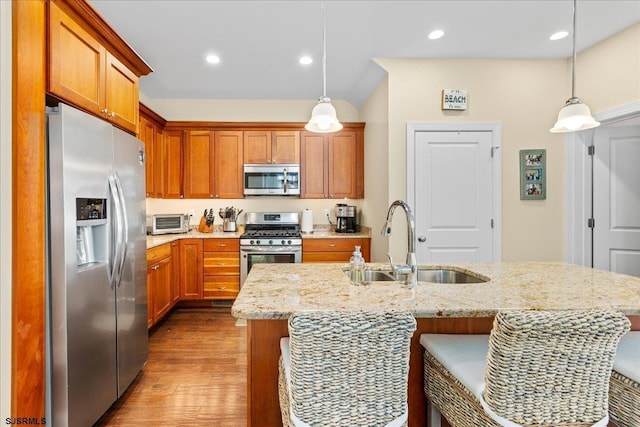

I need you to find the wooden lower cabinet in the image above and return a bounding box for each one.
[147,243,173,328]
[180,239,204,299]
[203,239,240,300]
[302,238,371,263]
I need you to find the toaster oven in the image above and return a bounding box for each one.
[147,213,190,235]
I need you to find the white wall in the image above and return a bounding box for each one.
[358,73,389,261]
[0,0,12,419]
[143,98,363,226]
[375,58,568,262]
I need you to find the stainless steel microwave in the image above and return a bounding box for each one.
[243,164,300,196]
[146,213,190,235]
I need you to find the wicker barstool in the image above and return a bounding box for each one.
[609,331,640,427]
[420,309,630,427]
[278,310,416,427]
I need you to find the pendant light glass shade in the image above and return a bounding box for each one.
[306,1,342,133]
[550,0,599,133]
[550,97,600,132]
[305,96,343,133]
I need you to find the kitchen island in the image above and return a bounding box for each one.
[231,262,640,427]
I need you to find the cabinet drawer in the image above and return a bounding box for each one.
[302,252,352,263]
[303,238,362,252]
[147,243,171,264]
[203,252,240,275]
[204,275,240,299]
[203,239,239,252]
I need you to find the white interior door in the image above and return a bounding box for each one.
[593,124,640,277]
[412,130,496,262]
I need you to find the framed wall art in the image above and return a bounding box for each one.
[520,149,546,200]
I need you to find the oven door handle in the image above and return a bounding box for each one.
[241,246,301,254]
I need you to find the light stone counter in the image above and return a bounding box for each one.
[146,228,243,249]
[147,225,371,249]
[231,261,640,319]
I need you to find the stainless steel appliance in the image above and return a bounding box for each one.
[147,213,190,235]
[335,204,357,233]
[243,164,300,196]
[240,212,302,285]
[46,104,148,427]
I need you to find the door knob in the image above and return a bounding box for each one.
[418,236,426,242]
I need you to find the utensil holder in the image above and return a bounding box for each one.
[223,219,236,232]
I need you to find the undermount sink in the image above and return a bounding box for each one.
[343,267,488,284]
[342,269,397,282]
[414,268,488,284]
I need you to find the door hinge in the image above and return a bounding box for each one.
[588,145,595,156]
[588,218,595,228]
[490,219,494,229]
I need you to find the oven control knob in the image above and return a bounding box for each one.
[256,240,261,245]
[269,240,273,245]
[287,240,292,245]
[250,240,255,245]
[281,240,286,245]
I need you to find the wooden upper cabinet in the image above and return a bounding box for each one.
[300,129,364,199]
[272,131,300,163]
[139,115,159,197]
[184,130,215,198]
[47,1,148,134]
[48,1,105,114]
[243,131,300,164]
[104,52,139,131]
[328,131,358,199]
[300,132,329,199]
[164,130,184,199]
[214,131,244,198]
[243,131,271,164]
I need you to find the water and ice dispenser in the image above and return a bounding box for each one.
[76,198,108,267]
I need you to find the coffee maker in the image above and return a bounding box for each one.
[335,204,357,233]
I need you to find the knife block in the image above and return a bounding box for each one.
[197,216,214,233]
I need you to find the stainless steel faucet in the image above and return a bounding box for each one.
[381,200,418,288]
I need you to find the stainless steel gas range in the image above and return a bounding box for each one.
[240,212,302,285]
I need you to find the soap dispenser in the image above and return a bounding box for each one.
[349,245,365,285]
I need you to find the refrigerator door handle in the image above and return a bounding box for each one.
[108,174,123,286]
[113,172,129,287]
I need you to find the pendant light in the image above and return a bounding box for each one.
[305,1,343,133]
[550,0,600,133]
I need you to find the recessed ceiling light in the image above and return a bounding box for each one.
[206,54,220,64]
[299,56,313,65]
[550,31,569,41]
[428,30,444,40]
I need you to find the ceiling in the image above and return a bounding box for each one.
[90,0,640,107]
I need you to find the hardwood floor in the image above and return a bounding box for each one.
[96,307,247,427]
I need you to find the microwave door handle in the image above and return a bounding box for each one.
[283,169,288,193]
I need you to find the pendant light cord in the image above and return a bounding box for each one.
[322,0,327,98]
[571,0,577,99]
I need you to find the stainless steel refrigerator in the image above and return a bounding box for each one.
[46,103,148,426]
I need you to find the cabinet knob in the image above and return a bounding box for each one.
[328,244,336,248]
[215,194,219,198]
[180,195,184,199]
[152,265,160,270]
[418,236,427,242]
[110,111,116,118]
[101,108,108,115]
[216,287,227,290]
[218,244,226,247]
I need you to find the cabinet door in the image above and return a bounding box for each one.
[243,131,271,164]
[104,52,139,133]
[48,1,105,114]
[164,130,184,199]
[214,131,244,198]
[300,132,328,198]
[152,256,172,321]
[272,131,300,164]
[180,239,203,299]
[170,241,181,304]
[146,264,155,328]
[184,130,215,198]
[139,116,158,197]
[328,131,358,199]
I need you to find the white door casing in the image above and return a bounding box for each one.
[565,101,640,269]
[593,125,640,276]
[407,123,501,263]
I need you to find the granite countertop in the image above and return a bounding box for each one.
[230,262,640,319]
[146,225,372,248]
